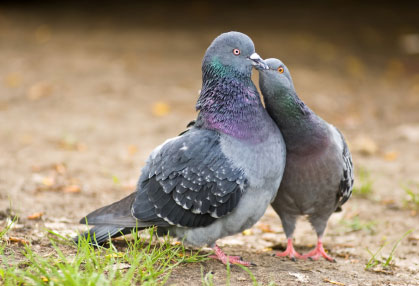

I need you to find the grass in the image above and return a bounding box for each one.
[0,220,267,286]
[340,215,377,234]
[0,225,208,286]
[365,229,413,270]
[201,262,262,286]
[352,168,373,197]
[403,182,419,211]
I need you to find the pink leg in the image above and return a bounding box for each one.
[275,238,303,261]
[302,239,335,262]
[209,245,255,266]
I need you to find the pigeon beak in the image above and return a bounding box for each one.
[249,53,268,70]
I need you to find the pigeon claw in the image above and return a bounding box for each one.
[302,240,335,262]
[211,245,254,267]
[275,238,303,261]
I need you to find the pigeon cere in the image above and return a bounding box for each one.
[1,2,418,285]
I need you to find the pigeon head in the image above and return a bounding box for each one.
[258,58,295,98]
[196,32,273,143]
[258,58,318,143]
[202,31,268,78]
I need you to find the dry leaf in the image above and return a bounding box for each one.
[383,151,399,161]
[242,229,253,236]
[9,237,29,245]
[128,144,138,156]
[27,212,43,220]
[63,185,81,193]
[42,177,55,187]
[323,278,345,285]
[4,73,22,88]
[257,223,274,233]
[152,101,170,117]
[27,81,53,100]
[54,163,66,174]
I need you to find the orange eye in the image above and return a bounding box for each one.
[233,49,240,55]
[278,67,284,73]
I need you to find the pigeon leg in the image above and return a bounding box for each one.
[209,245,255,266]
[302,238,335,262]
[275,238,303,260]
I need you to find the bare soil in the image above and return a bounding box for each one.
[1,2,418,285]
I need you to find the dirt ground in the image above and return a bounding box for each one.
[1,2,419,285]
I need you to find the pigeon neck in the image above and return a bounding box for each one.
[196,61,272,143]
[264,90,329,153]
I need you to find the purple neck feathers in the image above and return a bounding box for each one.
[196,68,272,143]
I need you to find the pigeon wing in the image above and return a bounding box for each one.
[132,128,247,228]
[337,131,354,207]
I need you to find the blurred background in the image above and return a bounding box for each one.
[0,0,418,237]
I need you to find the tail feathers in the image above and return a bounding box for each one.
[80,192,140,227]
[74,225,135,245]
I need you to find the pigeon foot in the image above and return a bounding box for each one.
[210,245,255,266]
[275,238,303,260]
[302,240,335,262]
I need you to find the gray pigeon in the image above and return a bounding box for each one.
[257,58,354,261]
[77,32,286,266]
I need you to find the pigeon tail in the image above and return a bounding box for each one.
[79,192,139,227]
[74,226,135,245]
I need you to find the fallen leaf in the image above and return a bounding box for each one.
[54,163,66,174]
[257,223,274,233]
[4,73,22,88]
[27,81,53,100]
[27,212,43,220]
[380,199,395,206]
[152,101,170,117]
[42,177,55,187]
[262,247,273,252]
[323,278,345,285]
[242,229,253,236]
[383,151,399,161]
[9,237,29,245]
[63,185,81,193]
[128,144,138,156]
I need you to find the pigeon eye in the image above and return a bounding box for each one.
[278,67,284,73]
[232,49,241,55]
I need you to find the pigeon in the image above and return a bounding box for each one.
[77,32,286,266]
[257,58,354,261]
